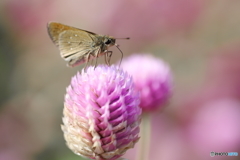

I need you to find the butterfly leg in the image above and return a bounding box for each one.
[94,56,98,69]
[83,54,91,72]
[94,50,101,69]
[90,58,94,66]
[104,52,108,65]
[106,51,112,66]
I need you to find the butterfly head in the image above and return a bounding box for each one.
[103,36,116,47]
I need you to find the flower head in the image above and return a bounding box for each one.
[121,54,172,112]
[62,65,141,160]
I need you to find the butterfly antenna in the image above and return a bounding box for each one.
[115,44,124,67]
[116,37,130,40]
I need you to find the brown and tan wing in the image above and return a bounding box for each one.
[67,47,101,67]
[47,22,104,67]
[47,22,97,46]
[58,30,101,66]
[58,30,92,57]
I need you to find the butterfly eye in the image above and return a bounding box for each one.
[105,39,112,45]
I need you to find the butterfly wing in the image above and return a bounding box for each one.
[67,46,101,67]
[59,30,101,67]
[47,22,103,67]
[47,22,97,46]
[48,22,78,46]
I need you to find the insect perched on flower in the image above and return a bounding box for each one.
[47,22,129,67]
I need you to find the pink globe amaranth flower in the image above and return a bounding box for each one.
[121,54,173,112]
[62,65,141,160]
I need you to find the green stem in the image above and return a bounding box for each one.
[135,113,151,160]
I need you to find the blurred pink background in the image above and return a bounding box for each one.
[0,0,240,160]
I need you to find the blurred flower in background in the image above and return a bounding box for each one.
[121,54,172,112]
[1,0,240,160]
[121,54,172,160]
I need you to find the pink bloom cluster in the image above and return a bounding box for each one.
[121,54,173,111]
[62,65,141,160]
